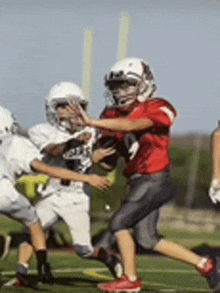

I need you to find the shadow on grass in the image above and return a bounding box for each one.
[28,274,162,292]
[28,274,99,288]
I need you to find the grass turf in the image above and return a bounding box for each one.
[0,250,212,292]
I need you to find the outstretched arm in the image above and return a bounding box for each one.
[67,101,154,132]
[42,137,85,156]
[30,159,110,190]
[209,129,220,204]
[87,117,154,132]
[211,129,220,181]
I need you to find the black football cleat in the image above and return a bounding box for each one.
[97,247,123,279]
[15,271,31,288]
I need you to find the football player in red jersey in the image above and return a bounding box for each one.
[67,58,220,292]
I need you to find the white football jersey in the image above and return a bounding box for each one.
[0,135,43,185]
[28,123,97,192]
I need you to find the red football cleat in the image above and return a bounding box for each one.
[198,257,215,277]
[98,275,142,292]
[198,256,220,292]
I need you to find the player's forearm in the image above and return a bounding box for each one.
[43,144,66,156]
[31,160,90,183]
[212,131,220,180]
[44,139,83,156]
[88,118,154,132]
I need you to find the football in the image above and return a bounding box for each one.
[94,136,121,170]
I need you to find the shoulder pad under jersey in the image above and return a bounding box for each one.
[28,123,71,151]
[146,97,177,117]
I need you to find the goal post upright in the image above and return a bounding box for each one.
[82,28,95,114]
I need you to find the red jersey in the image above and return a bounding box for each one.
[100,98,177,177]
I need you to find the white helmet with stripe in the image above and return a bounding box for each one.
[45,81,88,131]
[104,57,157,108]
[0,106,18,137]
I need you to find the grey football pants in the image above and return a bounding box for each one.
[109,169,176,249]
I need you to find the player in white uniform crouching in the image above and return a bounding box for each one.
[16,82,123,287]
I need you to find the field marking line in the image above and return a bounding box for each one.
[3,278,16,287]
[1,267,92,276]
[83,268,112,280]
[1,267,198,276]
[2,267,99,287]
[142,280,210,292]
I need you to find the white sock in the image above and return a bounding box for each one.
[197,257,207,269]
[128,275,137,282]
[20,263,29,269]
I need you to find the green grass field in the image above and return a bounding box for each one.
[1,214,220,292]
[0,250,212,292]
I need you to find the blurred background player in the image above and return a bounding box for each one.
[0,105,109,288]
[15,82,123,287]
[0,234,11,261]
[69,57,220,292]
[209,121,220,205]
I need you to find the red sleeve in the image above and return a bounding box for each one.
[99,107,125,141]
[128,100,176,127]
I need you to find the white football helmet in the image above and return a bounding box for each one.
[45,81,88,132]
[104,57,157,108]
[0,106,18,137]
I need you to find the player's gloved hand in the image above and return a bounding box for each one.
[209,179,220,204]
[67,100,90,127]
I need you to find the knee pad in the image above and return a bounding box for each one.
[74,244,94,259]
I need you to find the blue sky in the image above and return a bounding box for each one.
[1,0,220,134]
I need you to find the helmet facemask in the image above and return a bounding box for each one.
[45,82,88,133]
[104,73,140,108]
[46,95,88,133]
[104,58,157,108]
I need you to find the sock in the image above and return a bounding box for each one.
[36,250,47,273]
[197,257,208,269]
[17,264,28,275]
[128,275,137,282]
[96,248,110,264]
[22,263,29,269]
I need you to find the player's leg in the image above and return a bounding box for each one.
[59,191,123,279]
[96,210,162,278]
[12,213,49,287]
[133,195,219,290]
[99,170,217,292]
[133,209,213,269]
[16,229,35,287]
[102,175,168,285]
[30,196,58,284]
[0,178,50,287]
[16,223,38,286]
[93,229,117,251]
[15,195,58,286]
[18,241,34,267]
